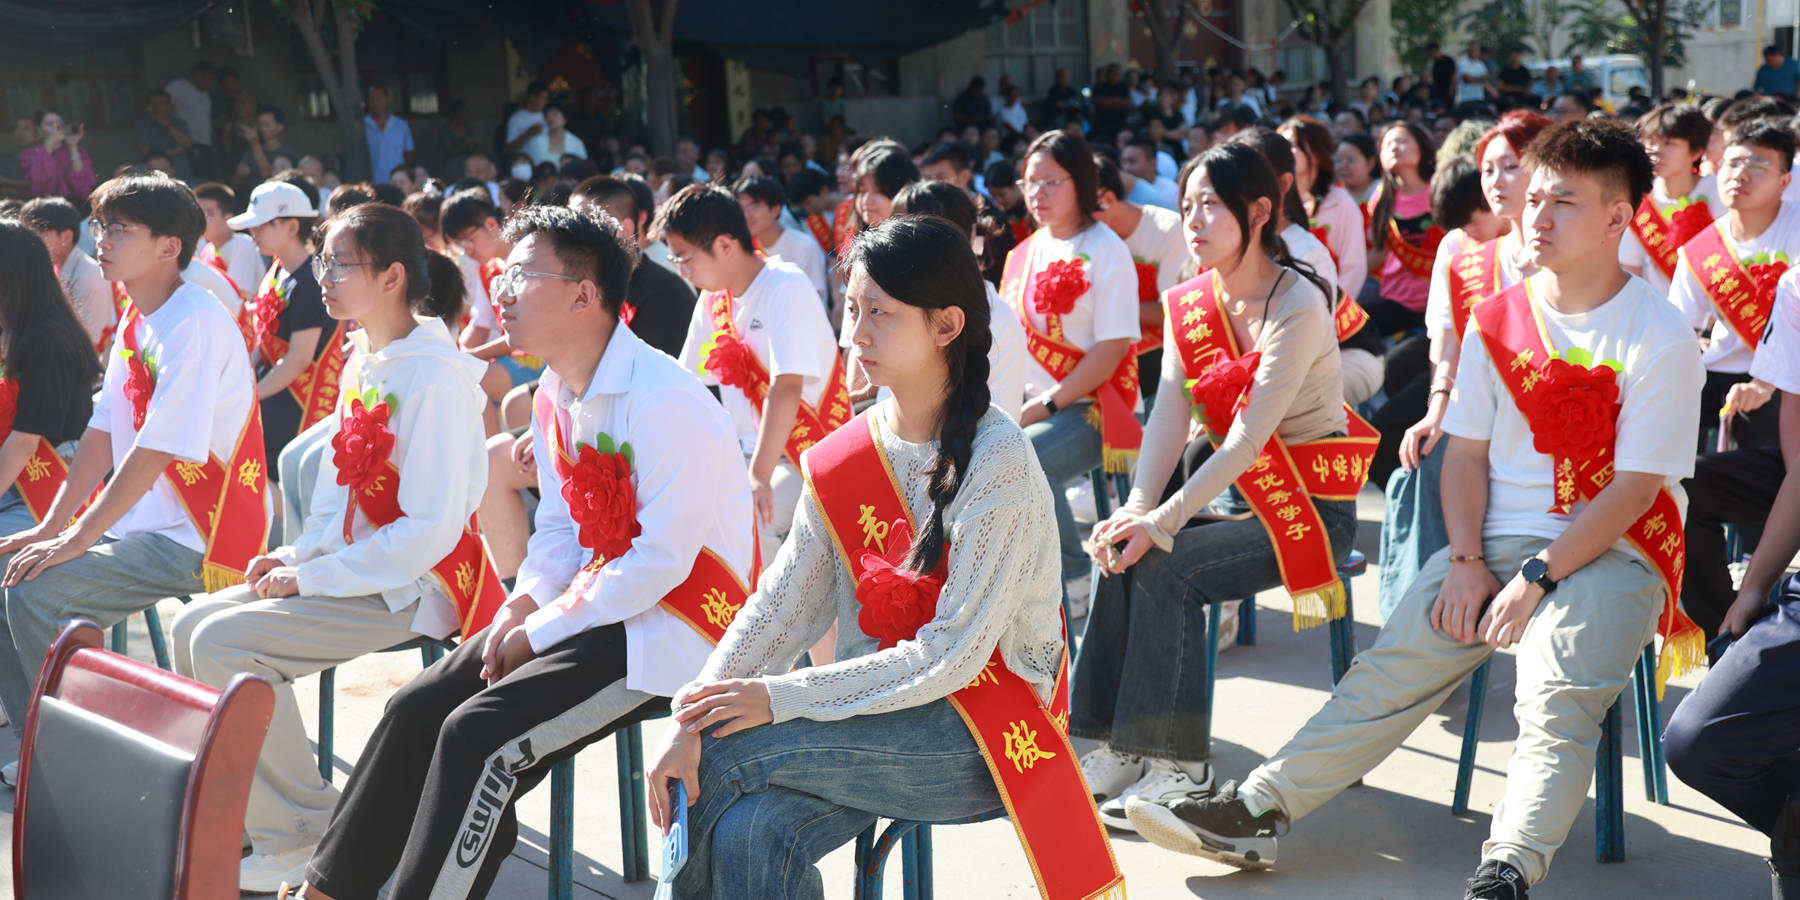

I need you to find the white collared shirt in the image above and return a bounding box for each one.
[519,325,755,697]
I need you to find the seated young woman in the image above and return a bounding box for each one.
[1072,142,1365,830]
[647,215,1122,900]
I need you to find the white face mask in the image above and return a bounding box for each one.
[511,163,532,180]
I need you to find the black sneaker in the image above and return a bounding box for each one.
[1125,779,1282,869]
[1463,859,1529,900]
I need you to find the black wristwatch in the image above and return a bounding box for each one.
[1520,556,1559,593]
[1040,394,1060,416]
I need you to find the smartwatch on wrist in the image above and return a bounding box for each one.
[1040,394,1060,416]
[1519,556,1558,593]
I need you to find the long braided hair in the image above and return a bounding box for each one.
[843,214,992,574]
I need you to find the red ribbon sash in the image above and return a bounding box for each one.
[531,389,755,644]
[0,378,93,524]
[1385,219,1444,280]
[702,290,852,463]
[832,196,859,256]
[1002,232,1143,474]
[1470,282,1704,693]
[806,212,833,255]
[1678,223,1773,350]
[1448,235,1503,340]
[1167,273,1374,628]
[1334,292,1370,343]
[802,410,1124,900]
[1629,196,1683,283]
[117,302,270,590]
[252,267,348,431]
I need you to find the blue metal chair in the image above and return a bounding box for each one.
[545,715,662,899]
[1451,644,1666,862]
[315,635,454,783]
[109,604,174,670]
[853,810,1004,900]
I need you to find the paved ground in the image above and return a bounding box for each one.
[0,487,1773,898]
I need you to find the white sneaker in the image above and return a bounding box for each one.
[1098,759,1215,832]
[1064,574,1091,620]
[1215,600,1240,655]
[1066,479,1097,526]
[1079,745,1145,803]
[1,759,15,788]
[240,844,316,894]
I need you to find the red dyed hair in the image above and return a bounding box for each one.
[1474,110,1553,166]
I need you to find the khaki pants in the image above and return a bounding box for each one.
[171,585,419,854]
[757,457,804,566]
[1240,535,1661,885]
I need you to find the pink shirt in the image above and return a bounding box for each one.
[1377,187,1432,312]
[22,145,96,200]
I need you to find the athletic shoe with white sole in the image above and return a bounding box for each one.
[1126,779,1282,869]
[1098,759,1214,832]
[1079,745,1145,804]
[240,844,316,895]
[1463,859,1529,899]
[1,759,16,788]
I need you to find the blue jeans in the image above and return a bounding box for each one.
[1070,497,1359,760]
[1023,401,1102,585]
[1376,441,1447,622]
[674,698,1000,900]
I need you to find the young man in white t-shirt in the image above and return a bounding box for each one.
[1129,121,1704,900]
[1618,104,1722,300]
[0,173,266,779]
[1667,119,1800,451]
[735,174,828,304]
[666,184,841,554]
[194,181,263,302]
[1093,154,1191,404]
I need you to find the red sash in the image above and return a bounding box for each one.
[1448,235,1504,339]
[806,212,833,255]
[1366,183,1444,279]
[1677,223,1777,350]
[1334,293,1371,343]
[0,377,93,524]
[338,367,506,636]
[803,410,1124,900]
[1167,273,1375,627]
[701,289,852,462]
[832,196,859,256]
[1470,282,1704,693]
[117,302,270,590]
[198,243,244,302]
[253,265,348,432]
[1131,258,1163,355]
[1001,231,1143,473]
[531,389,756,644]
[1629,197,1680,283]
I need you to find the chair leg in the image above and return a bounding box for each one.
[550,757,574,899]
[1204,601,1221,758]
[110,619,127,654]
[1452,661,1490,815]
[143,605,171,670]
[1634,645,1668,804]
[901,826,922,900]
[914,824,934,900]
[317,667,335,783]
[615,728,638,882]
[1329,581,1358,685]
[630,724,651,880]
[1237,596,1256,645]
[1596,698,1625,862]
[855,824,879,900]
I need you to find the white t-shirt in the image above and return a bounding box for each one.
[766,227,828,304]
[998,100,1029,134]
[208,233,262,300]
[182,258,243,319]
[1283,224,1338,301]
[1751,265,1800,392]
[1457,56,1489,102]
[678,259,839,455]
[1442,275,1703,553]
[842,281,1029,423]
[506,108,547,144]
[1784,177,1800,204]
[1314,184,1368,297]
[1125,204,1191,300]
[1668,201,1800,373]
[1012,222,1140,396]
[164,77,212,147]
[1425,228,1532,337]
[56,246,114,352]
[89,283,259,551]
[1618,174,1723,299]
[453,251,486,329]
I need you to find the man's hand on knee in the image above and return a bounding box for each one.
[2,530,96,587]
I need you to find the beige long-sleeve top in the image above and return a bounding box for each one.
[1124,269,1347,549]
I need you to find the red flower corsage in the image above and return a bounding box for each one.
[1666,200,1712,246]
[1133,259,1159,303]
[703,331,759,394]
[1747,253,1789,315]
[332,394,397,539]
[253,295,282,352]
[563,440,641,562]
[1519,354,1621,460]
[1032,256,1090,316]
[1188,350,1261,435]
[121,348,157,432]
[855,518,944,649]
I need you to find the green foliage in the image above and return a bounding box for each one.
[1392,0,1459,69]
[1566,0,1714,68]
[1460,0,1535,56]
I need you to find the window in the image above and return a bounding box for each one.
[983,0,1088,98]
[798,56,901,99]
[1718,0,1744,28]
[291,11,448,120]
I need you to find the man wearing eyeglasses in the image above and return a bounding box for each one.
[229,180,335,487]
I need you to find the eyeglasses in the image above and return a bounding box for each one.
[87,221,140,244]
[1721,156,1781,176]
[492,263,582,298]
[312,254,378,284]
[1021,177,1069,195]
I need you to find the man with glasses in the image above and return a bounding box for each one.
[230,180,337,488]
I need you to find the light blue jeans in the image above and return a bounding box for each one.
[1376,442,1448,622]
[1023,401,1102,585]
[673,698,1001,899]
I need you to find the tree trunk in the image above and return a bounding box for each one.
[1323,37,1351,105]
[627,0,682,156]
[289,0,366,181]
[1138,0,1185,85]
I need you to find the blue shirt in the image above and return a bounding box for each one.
[364,114,415,183]
[1756,59,1800,97]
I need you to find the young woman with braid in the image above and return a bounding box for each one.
[647,215,1122,900]
[1073,143,1363,831]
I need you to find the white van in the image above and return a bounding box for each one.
[1526,55,1648,112]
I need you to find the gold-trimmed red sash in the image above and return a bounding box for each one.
[1167,273,1374,628]
[1002,231,1143,473]
[1470,281,1704,693]
[531,388,756,644]
[1448,235,1503,340]
[806,212,833,255]
[252,266,348,431]
[117,302,270,590]
[832,196,858,256]
[1334,292,1370,343]
[1678,223,1771,350]
[1630,196,1682,283]
[702,289,852,462]
[802,409,1124,900]
[0,376,92,524]
[338,366,506,636]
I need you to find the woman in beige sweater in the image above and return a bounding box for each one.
[1072,142,1359,830]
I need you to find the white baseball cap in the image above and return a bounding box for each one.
[228,181,319,230]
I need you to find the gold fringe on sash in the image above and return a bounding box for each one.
[202,563,246,592]
[1087,884,1128,900]
[1288,578,1348,631]
[1654,630,1707,700]
[1101,447,1138,475]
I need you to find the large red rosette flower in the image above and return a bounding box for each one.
[254,295,283,353]
[1133,260,1158,303]
[332,397,396,539]
[563,445,641,561]
[703,332,759,395]
[1032,257,1090,317]
[1666,201,1712,247]
[1519,357,1621,460]
[1748,256,1789,317]
[1189,350,1261,435]
[121,350,156,432]
[0,377,19,435]
[854,519,944,649]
